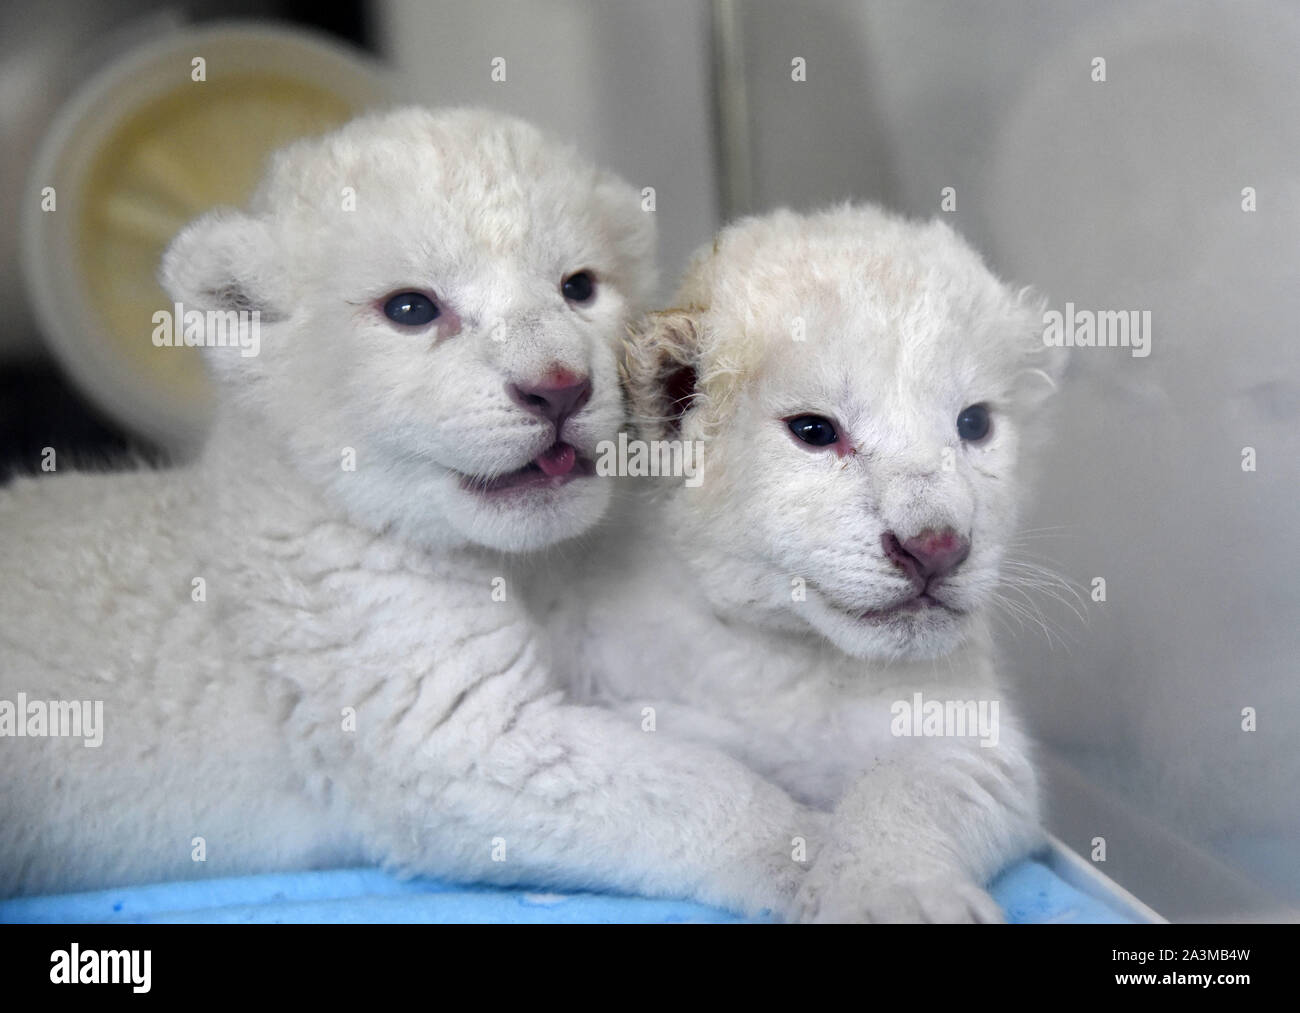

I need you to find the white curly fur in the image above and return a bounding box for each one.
[543,205,1066,921]
[0,108,822,915]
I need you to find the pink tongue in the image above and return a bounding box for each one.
[536,443,577,477]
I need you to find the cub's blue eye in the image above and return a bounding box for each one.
[383,292,439,326]
[957,403,991,441]
[562,271,596,303]
[787,415,839,448]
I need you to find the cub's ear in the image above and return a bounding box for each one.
[591,170,658,313]
[620,310,702,440]
[159,208,285,320]
[1012,286,1069,413]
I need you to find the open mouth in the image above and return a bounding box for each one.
[457,442,595,496]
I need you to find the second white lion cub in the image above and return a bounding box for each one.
[545,205,1066,922]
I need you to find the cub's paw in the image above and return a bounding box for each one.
[794,862,1004,924]
[704,846,813,922]
[700,810,827,921]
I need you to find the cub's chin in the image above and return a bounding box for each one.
[802,588,974,661]
[448,469,613,553]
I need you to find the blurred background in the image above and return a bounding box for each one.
[2,0,1296,920]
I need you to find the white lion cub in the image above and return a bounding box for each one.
[0,108,817,914]
[547,205,1066,921]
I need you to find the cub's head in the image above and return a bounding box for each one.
[625,206,1063,660]
[161,107,654,552]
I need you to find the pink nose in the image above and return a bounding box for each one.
[508,373,592,428]
[882,528,970,582]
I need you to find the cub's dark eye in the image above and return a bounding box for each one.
[561,271,596,303]
[383,292,439,327]
[786,415,839,448]
[957,403,991,442]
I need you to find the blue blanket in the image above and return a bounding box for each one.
[0,856,1131,923]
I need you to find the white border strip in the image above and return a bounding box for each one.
[1044,833,1166,924]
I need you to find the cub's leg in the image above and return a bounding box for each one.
[795,725,1041,923]
[285,581,820,919]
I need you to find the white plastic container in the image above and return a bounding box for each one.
[22,22,394,454]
